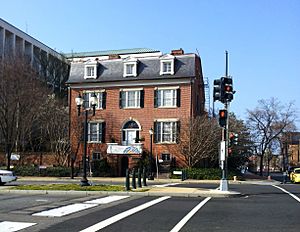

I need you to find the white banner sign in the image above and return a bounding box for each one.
[107,145,142,154]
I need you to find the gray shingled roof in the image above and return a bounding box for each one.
[67,54,197,84]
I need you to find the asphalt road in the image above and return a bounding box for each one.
[0,182,300,231]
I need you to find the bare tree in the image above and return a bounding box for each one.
[247,98,296,176]
[173,115,220,168]
[0,56,49,170]
[38,95,70,166]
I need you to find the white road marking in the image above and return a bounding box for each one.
[84,195,130,204]
[32,195,130,217]
[79,196,171,232]
[32,203,98,217]
[272,185,300,203]
[153,183,180,187]
[0,221,36,232]
[170,197,211,232]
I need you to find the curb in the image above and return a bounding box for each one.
[0,188,241,198]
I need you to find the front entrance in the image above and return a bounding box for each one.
[121,156,129,177]
[122,120,140,145]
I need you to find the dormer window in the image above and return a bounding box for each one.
[84,61,98,79]
[123,57,138,77]
[160,54,175,75]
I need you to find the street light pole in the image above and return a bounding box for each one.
[148,128,154,180]
[75,93,97,186]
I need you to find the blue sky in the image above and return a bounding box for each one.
[1,0,299,127]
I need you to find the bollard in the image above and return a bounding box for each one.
[142,167,147,186]
[181,170,185,181]
[132,168,136,189]
[268,175,272,181]
[233,176,237,182]
[138,168,142,188]
[125,169,130,191]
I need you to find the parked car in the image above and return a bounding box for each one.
[0,169,17,185]
[290,168,300,183]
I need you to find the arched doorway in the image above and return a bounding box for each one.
[122,120,140,145]
[121,156,129,177]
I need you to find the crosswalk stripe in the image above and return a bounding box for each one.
[32,195,130,217]
[0,221,36,232]
[84,195,130,204]
[32,203,98,217]
[170,197,211,232]
[79,196,171,232]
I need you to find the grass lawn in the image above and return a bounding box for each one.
[12,184,126,191]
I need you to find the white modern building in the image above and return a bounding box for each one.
[0,18,69,95]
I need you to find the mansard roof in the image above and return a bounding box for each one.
[67,54,198,84]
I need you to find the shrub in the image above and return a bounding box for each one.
[170,168,240,180]
[13,166,78,177]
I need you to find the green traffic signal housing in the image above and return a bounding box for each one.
[213,79,222,102]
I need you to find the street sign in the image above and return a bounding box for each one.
[220,141,226,161]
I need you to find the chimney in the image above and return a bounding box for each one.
[171,48,184,55]
[108,54,120,60]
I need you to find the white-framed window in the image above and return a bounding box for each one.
[154,120,179,143]
[158,89,176,107]
[88,122,105,143]
[154,87,180,108]
[92,152,102,160]
[160,54,175,75]
[119,89,144,109]
[161,153,171,161]
[84,61,98,79]
[123,57,138,77]
[83,91,106,109]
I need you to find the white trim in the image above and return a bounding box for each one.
[155,118,179,122]
[155,86,180,90]
[84,62,97,79]
[123,57,138,77]
[160,54,175,75]
[70,78,192,89]
[120,87,143,91]
[83,89,105,93]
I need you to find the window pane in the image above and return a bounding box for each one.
[86,66,94,76]
[127,91,135,107]
[126,64,134,74]
[162,122,172,142]
[163,90,172,106]
[163,62,171,73]
[89,123,98,141]
[83,93,89,108]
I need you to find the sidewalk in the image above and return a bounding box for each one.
[2,173,280,198]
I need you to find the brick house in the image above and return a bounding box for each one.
[67,48,205,176]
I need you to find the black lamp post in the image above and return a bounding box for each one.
[148,128,154,180]
[75,92,97,186]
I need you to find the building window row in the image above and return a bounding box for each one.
[87,120,179,144]
[84,55,175,79]
[82,87,181,110]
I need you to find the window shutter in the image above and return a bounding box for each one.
[176,121,180,144]
[154,89,158,108]
[135,131,140,143]
[176,89,181,107]
[153,121,158,143]
[140,90,144,108]
[102,92,107,109]
[122,131,126,141]
[101,122,106,143]
[119,91,123,109]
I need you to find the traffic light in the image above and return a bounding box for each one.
[218,109,227,127]
[229,132,238,146]
[223,77,233,102]
[213,79,223,102]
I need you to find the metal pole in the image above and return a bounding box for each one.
[148,133,154,180]
[81,110,89,186]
